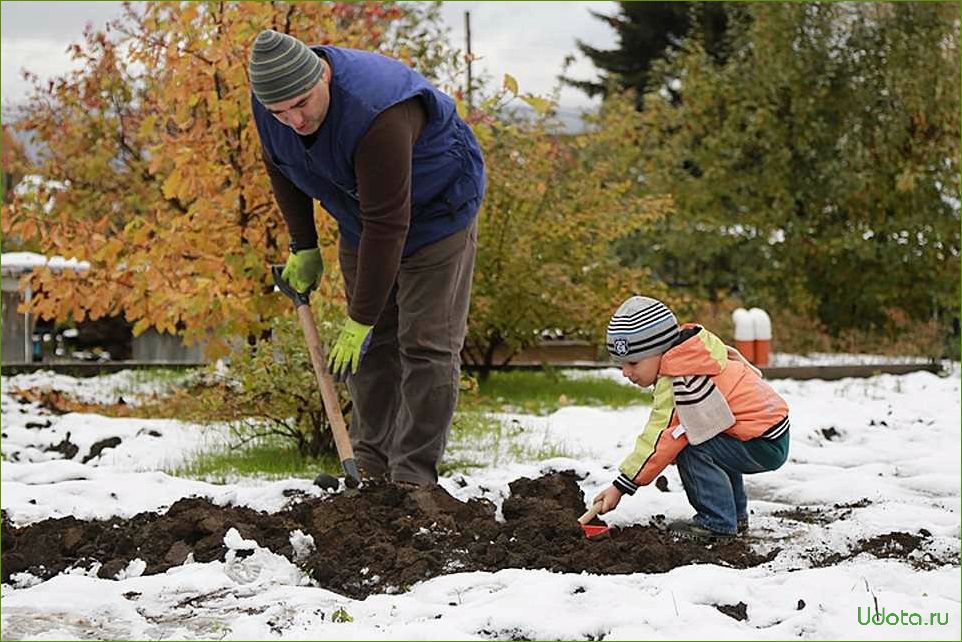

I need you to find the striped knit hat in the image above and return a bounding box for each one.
[606,296,679,362]
[248,30,324,105]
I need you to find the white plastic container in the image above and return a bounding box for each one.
[748,307,772,366]
[732,307,755,363]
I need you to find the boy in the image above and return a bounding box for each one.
[592,296,790,541]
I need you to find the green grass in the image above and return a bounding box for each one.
[168,437,340,484]
[439,409,579,475]
[471,369,651,415]
[168,369,647,480]
[109,367,197,403]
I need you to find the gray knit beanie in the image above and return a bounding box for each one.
[248,30,324,105]
[606,296,679,362]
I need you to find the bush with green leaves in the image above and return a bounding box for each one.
[618,2,959,351]
[191,296,349,459]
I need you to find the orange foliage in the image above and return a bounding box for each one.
[1,2,426,354]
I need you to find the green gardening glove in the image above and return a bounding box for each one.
[281,247,323,293]
[328,317,374,381]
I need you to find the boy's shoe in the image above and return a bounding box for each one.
[668,520,736,542]
[737,518,749,534]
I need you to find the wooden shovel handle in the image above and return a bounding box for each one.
[296,304,356,469]
[578,502,603,525]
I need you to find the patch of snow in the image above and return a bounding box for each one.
[1,365,959,639]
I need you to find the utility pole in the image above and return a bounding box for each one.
[465,10,473,109]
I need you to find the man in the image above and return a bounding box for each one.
[249,30,485,487]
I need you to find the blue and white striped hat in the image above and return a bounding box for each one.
[606,296,679,362]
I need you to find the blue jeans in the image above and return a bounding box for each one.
[675,430,790,534]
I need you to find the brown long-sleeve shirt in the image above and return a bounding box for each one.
[264,97,427,326]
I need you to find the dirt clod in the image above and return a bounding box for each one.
[655,476,670,492]
[716,601,748,621]
[83,437,123,463]
[44,432,79,460]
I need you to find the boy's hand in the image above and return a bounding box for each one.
[592,485,623,514]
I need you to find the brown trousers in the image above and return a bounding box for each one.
[338,219,477,485]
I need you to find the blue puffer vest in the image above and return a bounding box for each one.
[252,45,486,256]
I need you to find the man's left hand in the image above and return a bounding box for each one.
[328,317,374,380]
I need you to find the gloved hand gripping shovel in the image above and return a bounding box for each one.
[272,265,361,490]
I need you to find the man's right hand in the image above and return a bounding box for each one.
[281,247,323,293]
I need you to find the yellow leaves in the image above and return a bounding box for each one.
[180,3,199,24]
[161,170,184,201]
[92,237,125,264]
[895,167,917,192]
[521,95,552,116]
[11,218,40,243]
[128,220,154,246]
[503,73,519,96]
[132,317,152,337]
[468,85,674,353]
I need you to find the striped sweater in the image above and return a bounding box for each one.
[613,324,790,495]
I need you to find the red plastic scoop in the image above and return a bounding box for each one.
[581,524,610,539]
[578,503,611,540]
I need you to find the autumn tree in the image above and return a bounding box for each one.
[1,124,29,206]
[463,82,674,378]
[1,1,452,352]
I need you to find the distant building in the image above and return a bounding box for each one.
[1,252,205,365]
[1,252,90,363]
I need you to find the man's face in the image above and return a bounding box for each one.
[264,71,330,136]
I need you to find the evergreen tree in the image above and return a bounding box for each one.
[624,2,959,349]
[562,1,747,105]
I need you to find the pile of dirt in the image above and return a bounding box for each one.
[2,472,775,598]
[7,472,945,598]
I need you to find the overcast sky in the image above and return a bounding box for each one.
[1,1,618,112]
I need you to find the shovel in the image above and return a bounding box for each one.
[272,265,361,490]
[578,502,610,540]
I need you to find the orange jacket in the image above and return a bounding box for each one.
[617,324,789,488]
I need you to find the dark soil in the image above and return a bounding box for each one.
[716,601,748,621]
[3,472,773,598]
[43,432,79,460]
[808,531,940,569]
[2,473,944,599]
[82,436,123,463]
[773,498,873,525]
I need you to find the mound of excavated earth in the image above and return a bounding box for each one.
[2,472,933,598]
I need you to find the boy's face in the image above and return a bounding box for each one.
[621,354,662,388]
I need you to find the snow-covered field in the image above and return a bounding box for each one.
[1,364,960,640]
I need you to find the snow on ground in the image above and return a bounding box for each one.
[2,368,186,406]
[1,371,223,476]
[768,352,938,367]
[1,363,960,640]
